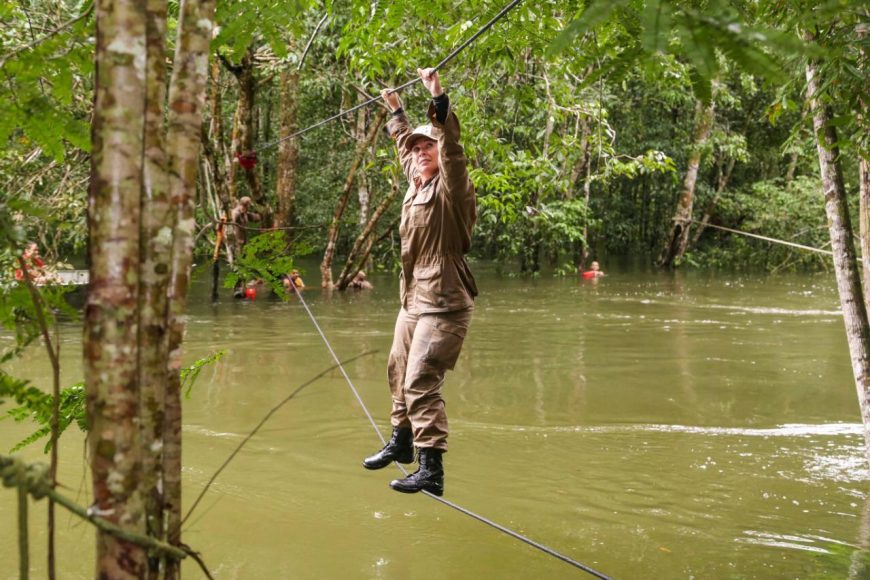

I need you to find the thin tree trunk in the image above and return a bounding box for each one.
[785,149,799,186]
[690,155,736,247]
[806,40,870,468]
[87,0,147,574]
[275,69,299,237]
[356,103,371,229]
[320,108,387,288]
[227,47,263,206]
[861,159,870,310]
[336,177,400,290]
[140,1,171,575]
[47,318,59,580]
[14,257,61,579]
[658,99,715,268]
[163,1,216,577]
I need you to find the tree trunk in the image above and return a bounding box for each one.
[227,47,263,207]
[162,1,216,577]
[806,43,870,468]
[86,0,148,575]
[140,0,171,574]
[690,155,736,247]
[657,99,715,268]
[207,58,232,210]
[861,159,870,311]
[319,108,387,288]
[336,176,400,290]
[275,69,299,236]
[356,103,371,229]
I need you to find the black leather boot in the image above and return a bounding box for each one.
[389,447,444,496]
[362,427,414,470]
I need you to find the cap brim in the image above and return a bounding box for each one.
[403,133,438,153]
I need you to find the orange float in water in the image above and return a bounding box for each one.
[245,286,256,299]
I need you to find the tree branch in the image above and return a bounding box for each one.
[0,1,94,70]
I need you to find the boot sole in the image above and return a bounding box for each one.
[362,456,415,470]
[389,481,443,497]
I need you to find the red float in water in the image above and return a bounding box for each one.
[245,286,256,300]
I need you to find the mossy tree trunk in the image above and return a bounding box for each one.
[86,0,148,575]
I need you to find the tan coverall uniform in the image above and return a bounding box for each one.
[384,99,478,452]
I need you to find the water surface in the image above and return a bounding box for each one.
[1,264,867,578]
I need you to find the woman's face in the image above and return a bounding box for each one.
[412,139,439,181]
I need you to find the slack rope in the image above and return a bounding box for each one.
[256,0,524,152]
[286,283,611,578]
[690,219,833,256]
[180,350,379,529]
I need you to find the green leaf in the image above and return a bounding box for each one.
[677,19,718,82]
[547,0,628,56]
[641,0,672,55]
[688,67,712,104]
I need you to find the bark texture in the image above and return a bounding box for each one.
[861,159,870,312]
[658,99,715,268]
[140,0,171,571]
[86,0,148,575]
[162,1,215,577]
[806,49,870,468]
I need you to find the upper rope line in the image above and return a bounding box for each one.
[286,283,612,579]
[689,219,834,256]
[256,0,524,152]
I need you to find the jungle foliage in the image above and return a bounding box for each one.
[1,0,865,279]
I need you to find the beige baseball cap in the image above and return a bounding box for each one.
[404,124,442,152]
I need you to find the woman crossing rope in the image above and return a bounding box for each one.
[361,68,477,497]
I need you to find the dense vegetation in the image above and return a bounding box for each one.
[2,1,865,278]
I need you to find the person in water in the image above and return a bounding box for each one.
[282,269,305,293]
[581,261,605,279]
[362,68,477,497]
[349,270,373,290]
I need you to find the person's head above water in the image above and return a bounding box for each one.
[590,261,600,271]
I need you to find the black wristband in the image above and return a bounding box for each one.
[391,107,404,116]
[432,93,449,124]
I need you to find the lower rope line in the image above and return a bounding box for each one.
[288,285,611,578]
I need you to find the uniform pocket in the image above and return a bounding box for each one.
[410,188,435,227]
[421,311,471,370]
